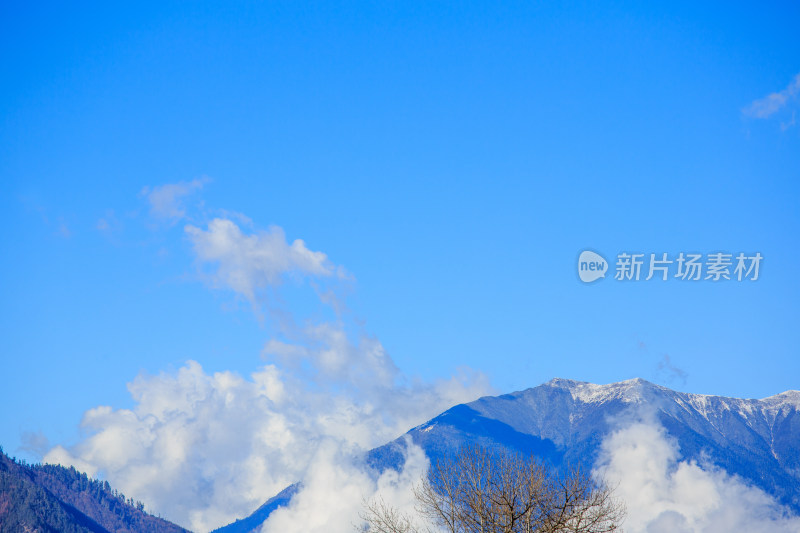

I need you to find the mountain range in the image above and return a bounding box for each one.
[216,377,800,532]
[3,378,798,532]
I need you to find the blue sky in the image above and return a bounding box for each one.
[1,0,799,466]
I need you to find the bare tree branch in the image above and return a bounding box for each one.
[358,446,625,533]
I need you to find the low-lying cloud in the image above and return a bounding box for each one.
[595,420,800,533]
[261,438,429,533]
[42,325,800,533]
[44,330,488,532]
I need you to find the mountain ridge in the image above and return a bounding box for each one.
[485,377,800,457]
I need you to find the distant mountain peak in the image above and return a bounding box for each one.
[542,377,665,405]
[761,389,800,410]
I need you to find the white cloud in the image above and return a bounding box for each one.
[46,362,295,531]
[263,323,398,390]
[743,73,800,120]
[594,420,800,533]
[261,438,429,533]
[185,218,338,302]
[141,178,208,221]
[44,327,490,532]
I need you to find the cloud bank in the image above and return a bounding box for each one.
[44,330,489,532]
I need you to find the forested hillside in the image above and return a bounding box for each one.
[0,447,188,533]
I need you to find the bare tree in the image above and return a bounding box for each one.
[359,445,624,533]
[358,496,433,533]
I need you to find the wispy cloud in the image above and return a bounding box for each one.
[781,110,796,132]
[743,73,800,122]
[656,354,688,386]
[55,217,72,239]
[637,340,689,386]
[18,431,50,458]
[96,208,123,238]
[20,196,74,239]
[140,178,209,222]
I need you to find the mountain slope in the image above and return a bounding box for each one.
[0,448,188,533]
[210,484,300,533]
